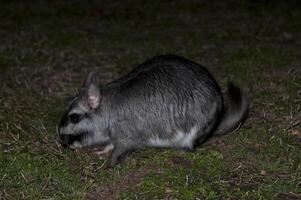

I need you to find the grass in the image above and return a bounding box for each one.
[0,0,300,199]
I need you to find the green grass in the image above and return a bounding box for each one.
[0,0,300,199]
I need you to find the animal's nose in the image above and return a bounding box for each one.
[60,134,69,148]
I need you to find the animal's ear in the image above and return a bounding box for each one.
[83,72,100,109]
[86,83,100,109]
[83,71,98,87]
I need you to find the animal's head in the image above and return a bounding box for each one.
[58,72,110,149]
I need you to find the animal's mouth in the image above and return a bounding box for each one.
[60,142,69,148]
[59,132,88,148]
[69,141,84,149]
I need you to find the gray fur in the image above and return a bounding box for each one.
[58,54,250,167]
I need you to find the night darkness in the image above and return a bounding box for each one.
[0,0,300,199]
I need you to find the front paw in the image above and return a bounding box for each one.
[94,144,114,156]
[104,158,118,169]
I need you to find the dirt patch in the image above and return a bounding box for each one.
[278,192,301,200]
[205,138,236,153]
[85,168,157,200]
[169,155,194,168]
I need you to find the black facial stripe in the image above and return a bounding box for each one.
[68,132,86,144]
[60,132,90,147]
[69,113,81,124]
[59,95,79,128]
[60,131,90,146]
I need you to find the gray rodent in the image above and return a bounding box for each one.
[58,54,250,167]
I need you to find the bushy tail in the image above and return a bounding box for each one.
[215,83,250,135]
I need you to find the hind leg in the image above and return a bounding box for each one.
[193,129,213,149]
[105,144,127,168]
[105,139,138,168]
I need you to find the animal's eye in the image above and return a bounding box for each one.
[69,113,81,124]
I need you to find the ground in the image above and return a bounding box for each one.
[0,0,300,199]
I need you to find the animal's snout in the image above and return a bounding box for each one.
[59,134,70,148]
[57,126,71,148]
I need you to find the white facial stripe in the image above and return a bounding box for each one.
[68,111,81,116]
[70,141,83,149]
[69,108,85,116]
[148,125,199,148]
[69,101,89,115]
[59,117,91,135]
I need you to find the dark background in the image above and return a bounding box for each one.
[0,1,300,199]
